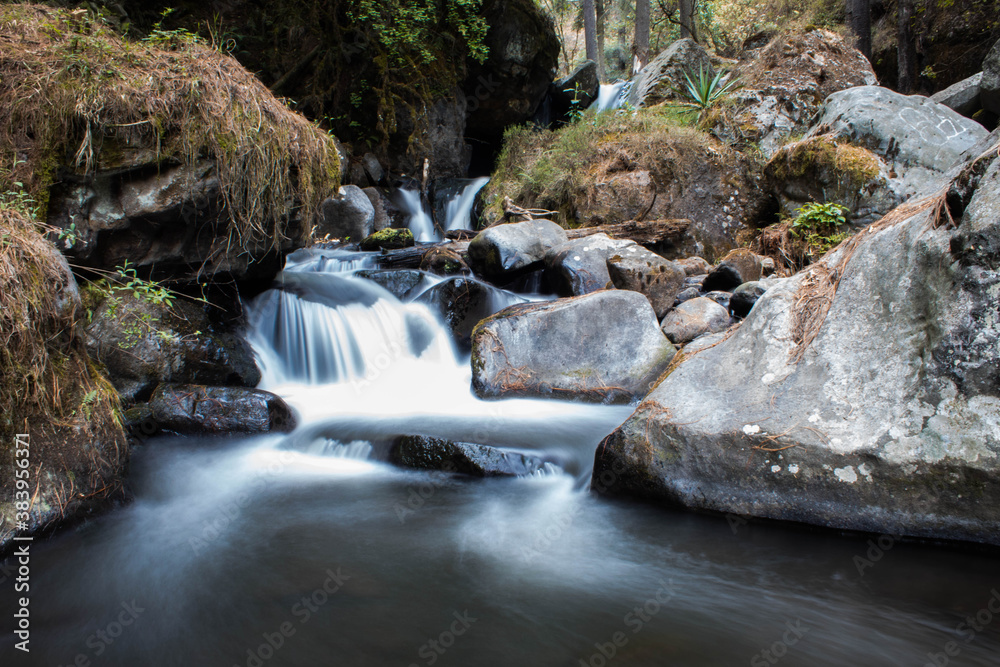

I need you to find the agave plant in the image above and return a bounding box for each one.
[677,65,741,109]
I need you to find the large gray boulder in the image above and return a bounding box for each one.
[545,233,635,296]
[627,38,714,108]
[594,147,1000,546]
[606,246,686,319]
[467,219,568,282]
[472,290,676,403]
[317,185,376,241]
[982,39,1000,115]
[552,60,600,115]
[931,72,983,118]
[810,87,987,196]
[415,277,528,349]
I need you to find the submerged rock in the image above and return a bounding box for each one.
[593,148,1000,546]
[471,290,676,403]
[467,219,568,282]
[390,435,546,477]
[147,384,295,434]
[354,269,427,300]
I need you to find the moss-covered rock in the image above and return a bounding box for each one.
[358,227,415,251]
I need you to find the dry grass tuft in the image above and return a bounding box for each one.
[0,4,340,258]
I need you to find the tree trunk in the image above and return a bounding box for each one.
[679,0,697,42]
[583,0,599,72]
[596,0,606,82]
[845,0,872,61]
[635,0,650,72]
[897,0,917,93]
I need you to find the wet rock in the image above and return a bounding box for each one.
[675,256,712,276]
[606,247,687,319]
[355,269,427,300]
[147,384,295,434]
[362,153,385,185]
[390,435,545,477]
[627,38,714,108]
[931,72,983,117]
[362,187,395,232]
[659,296,731,345]
[982,39,1000,115]
[358,228,415,251]
[702,249,764,292]
[317,185,376,241]
[593,147,1000,546]
[467,219,568,282]
[729,281,767,318]
[416,277,527,349]
[471,290,676,403]
[420,246,471,276]
[545,233,635,296]
[85,292,260,404]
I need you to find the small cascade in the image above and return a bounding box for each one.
[246,271,450,387]
[317,439,374,459]
[443,177,490,232]
[592,81,628,113]
[398,188,436,242]
[283,247,379,274]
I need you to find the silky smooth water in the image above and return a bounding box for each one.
[3,254,1000,667]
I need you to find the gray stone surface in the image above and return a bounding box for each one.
[627,38,714,108]
[659,296,731,345]
[545,233,635,296]
[931,72,983,118]
[416,277,527,349]
[553,60,600,109]
[810,86,988,200]
[982,39,1000,115]
[317,185,376,241]
[594,149,1000,546]
[472,290,676,403]
[606,246,687,319]
[468,219,568,282]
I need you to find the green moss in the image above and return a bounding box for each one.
[358,227,414,250]
[768,136,881,188]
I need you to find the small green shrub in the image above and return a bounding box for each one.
[677,66,741,110]
[791,201,850,255]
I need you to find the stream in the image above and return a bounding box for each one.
[3,248,1000,667]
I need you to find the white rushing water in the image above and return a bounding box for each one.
[8,249,1000,667]
[398,188,436,242]
[443,177,489,232]
[592,81,628,112]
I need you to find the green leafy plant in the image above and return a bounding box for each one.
[142,8,202,49]
[790,202,851,256]
[58,222,78,247]
[676,66,741,110]
[565,82,587,123]
[112,260,176,308]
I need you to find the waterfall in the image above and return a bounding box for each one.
[443,177,490,232]
[592,81,628,113]
[283,247,379,274]
[398,188,436,242]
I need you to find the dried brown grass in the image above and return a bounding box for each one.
[0,4,340,258]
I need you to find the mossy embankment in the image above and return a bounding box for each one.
[482,107,768,259]
[0,3,341,258]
